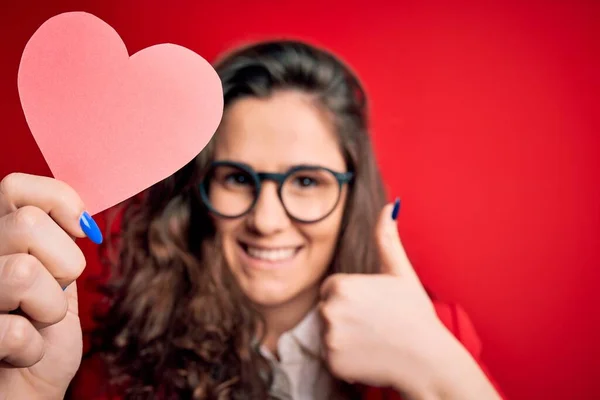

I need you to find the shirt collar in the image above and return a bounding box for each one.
[289,307,323,359]
[258,306,324,361]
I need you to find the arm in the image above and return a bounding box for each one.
[390,302,505,400]
[401,330,503,400]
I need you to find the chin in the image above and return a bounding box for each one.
[241,279,301,308]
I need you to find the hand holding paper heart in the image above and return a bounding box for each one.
[0,11,223,399]
[18,12,223,215]
[318,201,459,397]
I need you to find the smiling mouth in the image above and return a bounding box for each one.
[239,242,302,262]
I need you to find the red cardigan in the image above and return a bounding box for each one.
[69,300,505,399]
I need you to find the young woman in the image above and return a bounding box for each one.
[0,40,504,399]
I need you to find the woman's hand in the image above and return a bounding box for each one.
[319,201,502,400]
[0,173,101,400]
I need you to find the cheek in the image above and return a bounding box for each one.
[212,218,240,261]
[303,208,345,272]
[213,217,237,238]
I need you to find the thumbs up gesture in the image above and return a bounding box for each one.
[319,200,455,395]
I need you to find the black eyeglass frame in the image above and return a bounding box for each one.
[198,160,354,223]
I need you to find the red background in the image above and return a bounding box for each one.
[1,1,599,398]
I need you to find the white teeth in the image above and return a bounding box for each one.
[246,246,297,261]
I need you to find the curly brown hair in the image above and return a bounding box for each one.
[84,39,387,399]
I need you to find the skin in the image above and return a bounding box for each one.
[318,203,503,399]
[0,174,86,399]
[0,90,502,399]
[212,90,348,351]
[210,90,502,399]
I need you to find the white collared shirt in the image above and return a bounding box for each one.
[260,308,347,400]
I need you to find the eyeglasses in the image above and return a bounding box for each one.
[199,161,354,223]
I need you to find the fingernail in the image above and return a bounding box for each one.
[391,198,401,221]
[79,211,103,244]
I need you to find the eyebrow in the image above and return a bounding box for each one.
[213,159,340,173]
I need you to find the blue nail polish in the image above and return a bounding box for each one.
[391,198,401,220]
[79,211,103,244]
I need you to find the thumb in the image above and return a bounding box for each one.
[376,198,416,279]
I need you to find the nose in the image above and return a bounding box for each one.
[246,181,290,235]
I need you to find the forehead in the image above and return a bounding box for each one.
[214,91,346,172]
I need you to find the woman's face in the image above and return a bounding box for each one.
[212,90,348,309]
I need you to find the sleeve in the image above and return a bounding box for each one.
[66,353,120,400]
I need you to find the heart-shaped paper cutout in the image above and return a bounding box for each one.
[18,12,223,215]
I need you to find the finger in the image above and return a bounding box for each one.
[320,274,337,301]
[317,300,332,357]
[62,280,79,318]
[376,199,418,279]
[0,254,68,326]
[0,314,45,368]
[317,299,332,327]
[0,207,87,288]
[319,273,352,301]
[0,173,102,243]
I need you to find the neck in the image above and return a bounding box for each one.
[257,285,320,355]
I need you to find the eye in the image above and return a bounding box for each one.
[225,173,251,186]
[293,176,318,188]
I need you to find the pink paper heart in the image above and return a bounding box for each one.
[18,12,223,215]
